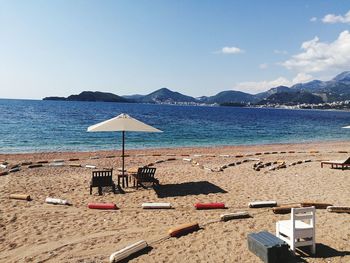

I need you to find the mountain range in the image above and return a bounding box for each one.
[43,71,350,105]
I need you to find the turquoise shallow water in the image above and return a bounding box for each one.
[1,99,350,153]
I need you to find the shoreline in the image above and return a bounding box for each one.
[2,97,350,112]
[1,139,349,156]
[2,97,350,113]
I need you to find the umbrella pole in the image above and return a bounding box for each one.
[122,131,125,176]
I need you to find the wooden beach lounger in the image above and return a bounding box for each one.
[90,169,116,195]
[321,157,350,170]
[132,167,159,189]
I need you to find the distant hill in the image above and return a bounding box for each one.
[257,91,324,105]
[332,71,350,83]
[255,86,297,100]
[137,88,197,103]
[200,90,257,104]
[67,91,130,102]
[291,80,327,92]
[44,91,131,103]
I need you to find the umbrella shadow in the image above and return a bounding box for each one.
[154,181,227,198]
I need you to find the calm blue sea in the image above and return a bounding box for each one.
[1,99,350,153]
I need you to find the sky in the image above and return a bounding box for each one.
[1,0,350,99]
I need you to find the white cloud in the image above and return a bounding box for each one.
[236,77,290,93]
[282,30,350,73]
[231,20,350,95]
[273,49,288,55]
[322,10,350,24]
[292,72,313,83]
[310,17,317,22]
[235,77,291,94]
[220,46,244,54]
[235,73,313,94]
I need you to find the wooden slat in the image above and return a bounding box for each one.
[294,214,313,220]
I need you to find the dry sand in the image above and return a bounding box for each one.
[0,141,350,262]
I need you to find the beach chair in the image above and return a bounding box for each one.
[321,157,350,170]
[276,206,316,255]
[90,169,116,195]
[132,167,158,189]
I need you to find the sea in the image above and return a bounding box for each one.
[1,99,350,153]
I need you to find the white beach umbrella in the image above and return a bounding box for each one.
[87,113,162,177]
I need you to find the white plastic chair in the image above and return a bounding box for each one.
[276,206,316,254]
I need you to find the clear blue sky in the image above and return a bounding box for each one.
[1,0,350,99]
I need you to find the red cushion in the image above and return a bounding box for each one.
[88,202,117,210]
[194,202,225,209]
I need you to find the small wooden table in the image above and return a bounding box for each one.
[117,168,129,188]
[127,167,139,174]
[127,167,139,187]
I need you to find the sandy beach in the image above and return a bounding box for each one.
[1,141,350,262]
